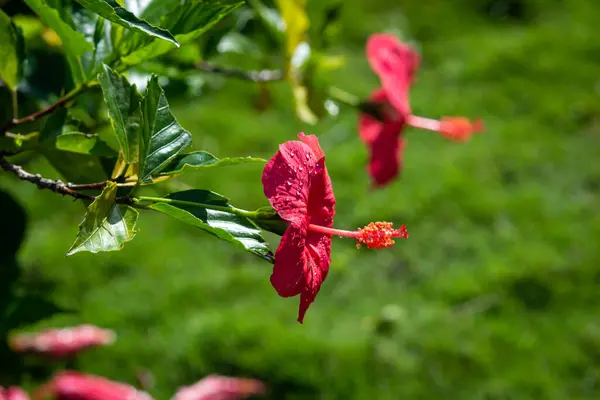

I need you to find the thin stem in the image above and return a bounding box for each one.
[307,224,359,238]
[195,61,283,82]
[11,89,18,120]
[67,181,110,190]
[0,154,94,201]
[2,85,88,133]
[137,196,257,219]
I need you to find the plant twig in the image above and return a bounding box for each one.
[0,155,133,204]
[0,154,95,201]
[195,61,283,82]
[1,85,88,134]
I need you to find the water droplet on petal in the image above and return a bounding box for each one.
[290,151,295,157]
[306,153,310,160]
[286,180,292,186]
[299,166,303,171]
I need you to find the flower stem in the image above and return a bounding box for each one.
[136,196,257,219]
[307,224,360,238]
[327,86,360,107]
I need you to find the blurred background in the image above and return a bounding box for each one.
[1,0,600,398]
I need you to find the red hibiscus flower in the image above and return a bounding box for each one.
[33,371,153,400]
[360,33,484,187]
[9,325,115,359]
[263,133,408,323]
[172,375,265,400]
[1,387,30,400]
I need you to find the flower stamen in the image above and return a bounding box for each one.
[307,222,408,249]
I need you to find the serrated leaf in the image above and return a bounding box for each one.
[139,75,191,183]
[98,64,142,163]
[73,0,179,46]
[158,151,266,176]
[68,181,138,255]
[24,0,93,57]
[119,0,242,67]
[0,10,25,90]
[55,133,117,157]
[148,190,274,262]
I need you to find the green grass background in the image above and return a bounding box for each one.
[2,0,600,398]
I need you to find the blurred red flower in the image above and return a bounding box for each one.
[9,325,115,359]
[360,33,483,187]
[172,375,265,400]
[1,387,30,400]
[33,371,153,400]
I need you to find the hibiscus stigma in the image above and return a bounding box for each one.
[306,221,408,249]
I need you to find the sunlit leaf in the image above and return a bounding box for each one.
[0,10,25,90]
[139,75,191,183]
[119,0,242,67]
[73,0,178,46]
[55,133,117,157]
[158,151,266,177]
[98,64,142,163]
[148,190,274,262]
[23,0,93,57]
[67,181,138,255]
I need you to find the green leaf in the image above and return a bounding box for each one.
[73,0,179,46]
[23,0,93,57]
[40,109,112,183]
[55,133,117,157]
[140,75,191,183]
[67,181,138,255]
[148,190,274,262]
[98,64,142,163]
[119,0,242,67]
[159,151,266,176]
[72,8,114,78]
[0,10,25,90]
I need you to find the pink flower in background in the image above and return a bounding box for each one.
[33,371,153,400]
[1,387,30,400]
[172,375,265,400]
[9,325,115,358]
[360,33,484,187]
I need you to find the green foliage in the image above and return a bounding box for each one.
[23,0,93,83]
[139,75,192,183]
[0,10,25,90]
[68,182,138,255]
[117,0,243,67]
[1,0,599,398]
[159,151,266,177]
[98,64,142,163]
[148,190,275,262]
[74,0,178,46]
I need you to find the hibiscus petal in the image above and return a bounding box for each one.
[297,232,333,322]
[297,133,324,160]
[366,34,419,117]
[271,220,307,297]
[365,120,405,187]
[262,141,314,222]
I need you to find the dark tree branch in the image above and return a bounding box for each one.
[0,155,133,204]
[195,61,283,82]
[0,154,95,201]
